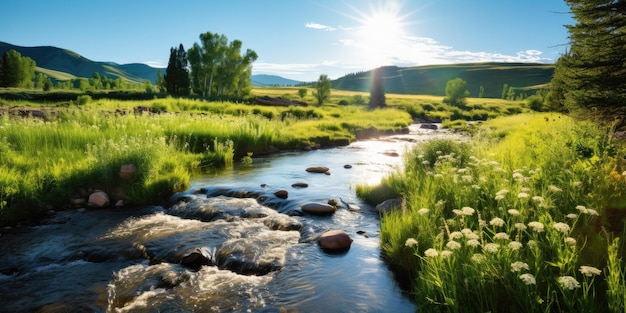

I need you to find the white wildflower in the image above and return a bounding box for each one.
[527,240,538,248]
[405,238,418,247]
[528,221,545,233]
[494,232,510,240]
[565,237,577,246]
[490,217,505,227]
[532,196,544,202]
[484,243,500,253]
[421,160,430,166]
[573,181,583,187]
[576,205,587,212]
[549,185,563,192]
[471,253,486,263]
[518,192,530,199]
[452,209,463,216]
[585,208,599,216]
[417,208,430,215]
[507,209,521,216]
[521,187,531,192]
[558,276,581,290]
[467,239,481,247]
[449,231,463,240]
[514,223,527,231]
[519,273,537,285]
[441,250,453,258]
[464,232,479,241]
[461,175,473,182]
[513,172,525,180]
[446,241,461,250]
[461,206,475,216]
[552,222,571,234]
[472,184,481,190]
[566,213,578,219]
[511,261,530,272]
[508,241,523,251]
[434,174,443,178]
[495,195,505,200]
[424,248,438,258]
[579,265,602,277]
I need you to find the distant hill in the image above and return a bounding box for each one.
[251,74,303,86]
[0,42,161,84]
[332,63,554,98]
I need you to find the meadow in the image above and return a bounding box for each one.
[358,113,626,312]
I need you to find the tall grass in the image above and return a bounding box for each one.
[367,113,626,312]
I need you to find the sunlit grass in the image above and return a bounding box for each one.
[362,113,626,312]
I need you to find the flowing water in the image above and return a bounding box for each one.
[0,124,446,313]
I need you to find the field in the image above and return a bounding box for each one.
[358,113,626,312]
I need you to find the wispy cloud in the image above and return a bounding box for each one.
[305,22,336,31]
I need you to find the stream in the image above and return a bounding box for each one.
[0,124,445,313]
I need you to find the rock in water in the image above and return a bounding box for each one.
[301,203,336,216]
[274,190,288,199]
[306,166,330,174]
[181,247,213,270]
[319,230,353,252]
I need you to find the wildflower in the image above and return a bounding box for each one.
[449,231,463,240]
[417,154,424,159]
[479,219,488,228]
[519,273,537,285]
[464,231,479,241]
[508,241,523,251]
[441,250,453,258]
[585,208,599,216]
[424,248,438,258]
[495,189,509,200]
[551,222,570,234]
[513,172,525,180]
[521,187,531,192]
[471,253,486,263]
[461,175,473,182]
[494,232,510,240]
[566,213,578,219]
[490,217,505,227]
[467,239,481,247]
[527,240,538,248]
[436,150,443,155]
[557,276,581,290]
[565,237,577,246]
[471,184,481,190]
[422,160,430,166]
[484,243,500,253]
[434,174,443,178]
[517,192,530,199]
[579,265,602,277]
[507,209,521,216]
[405,238,418,247]
[446,241,461,250]
[549,185,563,192]
[461,206,475,216]
[573,181,583,187]
[514,223,527,231]
[446,219,457,227]
[528,221,545,233]
[532,196,544,202]
[577,205,599,216]
[417,208,429,215]
[511,261,530,272]
[576,205,587,212]
[452,209,463,216]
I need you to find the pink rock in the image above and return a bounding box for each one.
[88,191,110,208]
[319,230,353,251]
[119,164,137,180]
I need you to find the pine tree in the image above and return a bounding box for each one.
[554,0,626,118]
[164,44,190,95]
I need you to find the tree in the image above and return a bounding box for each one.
[369,67,386,109]
[478,85,485,98]
[164,44,190,95]
[188,32,257,98]
[156,69,166,93]
[552,0,626,119]
[313,74,332,106]
[444,77,469,107]
[501,83,509,99]
[0,49,36,87]
[298,88,307,99]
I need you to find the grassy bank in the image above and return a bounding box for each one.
[362,113,626,312]
[0,97,412,225]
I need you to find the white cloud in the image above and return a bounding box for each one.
[305,22,336,31]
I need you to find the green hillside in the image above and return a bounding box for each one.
[332,62,554,98]
[0,42,160,84]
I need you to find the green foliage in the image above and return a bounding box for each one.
[366,113,626,312]
[313,74,332,106]
[0,49,36,88]
[526,95,544,112]
[297,88,307,99]
[444,78,470,107]
[188,32,258,98]
[76,95,92,105]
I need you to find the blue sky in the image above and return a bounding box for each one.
[1,0,573,81]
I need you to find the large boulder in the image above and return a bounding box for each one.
[88,191,110,208]
[319,230,353,252]
[301,203,336,216]
[181,247,213,270]
[274,190,288,199]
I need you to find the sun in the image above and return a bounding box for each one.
[347,1,413,67]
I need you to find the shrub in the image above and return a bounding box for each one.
[76,95,92,106]
[527,95,544,111]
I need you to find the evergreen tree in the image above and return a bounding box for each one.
[369,67,386,109]
[164,44,190,95]
[554,0,626,118]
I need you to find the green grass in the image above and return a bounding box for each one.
[361,113,626,312]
